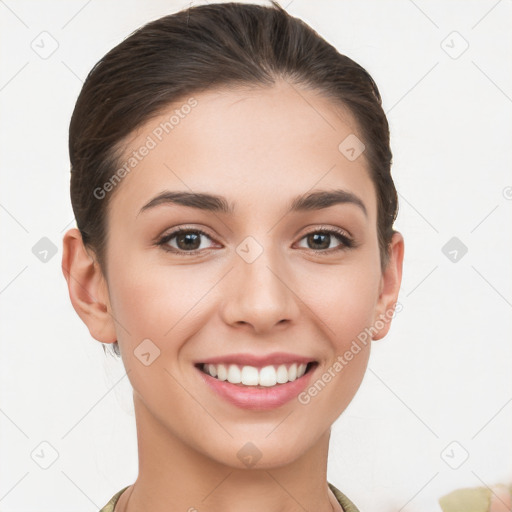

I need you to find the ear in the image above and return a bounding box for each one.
[61,228,117,344]
[372,231,404,341]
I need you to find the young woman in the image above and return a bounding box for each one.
[61,2,512,510]
[61,2,405,510]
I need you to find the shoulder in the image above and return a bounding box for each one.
[439,484,512,512]
[98,486,131,512]
[328,481,361,512]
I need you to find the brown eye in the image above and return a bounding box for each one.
[174,231,202,251]
[158,228,216,255]
[306,232,331,250]
[297,228,355,253]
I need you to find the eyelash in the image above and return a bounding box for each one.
[156,225,356,257]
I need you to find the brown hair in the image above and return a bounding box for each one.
[68,1,398,356]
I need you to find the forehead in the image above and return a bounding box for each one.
[108,80,377,222]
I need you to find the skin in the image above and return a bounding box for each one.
[62,79,404,512]
[490,486,512,511]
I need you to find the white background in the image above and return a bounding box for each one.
[0,1,511,510]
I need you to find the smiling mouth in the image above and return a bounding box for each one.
[194,361,318,388]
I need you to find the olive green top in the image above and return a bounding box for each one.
[438,484,512,512]
[99,485,129,512]
[99,482,512,511]
[98,482,360,511]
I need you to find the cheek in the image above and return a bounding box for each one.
[302,274,376,421]
[301,268,376,405]
[106,258,215,402]
[307,262,381,346]
[106,253,220,347]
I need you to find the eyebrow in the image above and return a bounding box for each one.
[138,188,367,218]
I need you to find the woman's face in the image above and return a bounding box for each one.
[93,80,402,468]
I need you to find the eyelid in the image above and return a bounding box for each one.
[301,224,352,239]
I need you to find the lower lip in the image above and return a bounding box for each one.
[196,363,317,411]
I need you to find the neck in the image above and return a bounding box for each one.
[118,393,342,512]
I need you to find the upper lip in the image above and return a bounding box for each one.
[196,352,317,368]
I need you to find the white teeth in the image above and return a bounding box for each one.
[259,366,277,387]
[227,364,241,383]
[289,363,297,381]
[241,366,259,385]
[207,364,217,378]
[202,362,309,387]
[276,364,289,384]
[216,364,227,381]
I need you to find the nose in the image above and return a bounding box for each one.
[219,242,301,334]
